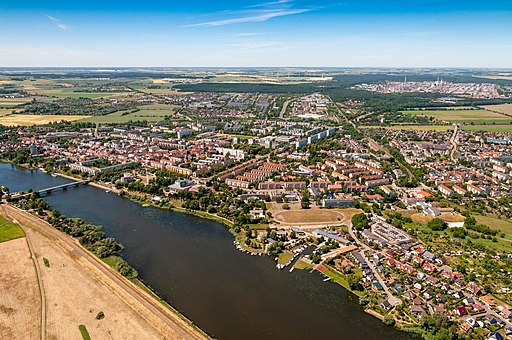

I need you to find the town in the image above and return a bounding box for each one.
[1,69,512,340]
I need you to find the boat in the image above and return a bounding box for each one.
[51,173,58,177]
[105,190,111,193]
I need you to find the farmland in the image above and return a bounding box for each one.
[362,124,512,133]
[401,109,512,124]
[0,114,89,126]
[82,105,177,124]
[481,103,512,116]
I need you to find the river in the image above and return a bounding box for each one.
[0,163,412,340]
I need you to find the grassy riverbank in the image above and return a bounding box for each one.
[0,214,25,243]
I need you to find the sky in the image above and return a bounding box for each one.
[0,1,511,68]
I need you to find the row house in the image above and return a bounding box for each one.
[346,185,368,193]
[258,182,282,190]
[438,184,453,196]
[467,183,484,195]
[492,171,509,181]
[365,178,390,187]
[310,181,330,189]
[453,185,467,195]
[226,178,250,189]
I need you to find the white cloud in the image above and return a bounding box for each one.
[47,15,71,31]
[185,9,310,27]
[248,0,292,8]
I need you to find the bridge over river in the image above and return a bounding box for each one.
[37,180,88,196]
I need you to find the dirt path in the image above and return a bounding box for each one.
[1,204,206,340]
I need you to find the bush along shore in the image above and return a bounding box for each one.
[5,192,138,279]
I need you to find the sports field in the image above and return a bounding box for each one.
[402,109,512,124]
[0,114,89,126]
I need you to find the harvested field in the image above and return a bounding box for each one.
[0,205,204,340]
[272,206,362,226]
[274,208,344,225]
[0,114,89,126]
[0,238,40,340]
[411,213,464,225]
[481,104,512,116]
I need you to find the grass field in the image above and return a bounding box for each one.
[0,215,25,243]
[278,251,294,264]
[401,109,512,124]
[474,215,512,240]
[25,88,126,99]
[362,125,512,132]
[82,106,176,124]
[0,114,89,126]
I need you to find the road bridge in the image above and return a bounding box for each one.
[37,180,88,196]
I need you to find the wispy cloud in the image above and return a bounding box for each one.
[247,0,292,8]
[185,9,310,27]
[185,0,312,28]
[47,15,71,31]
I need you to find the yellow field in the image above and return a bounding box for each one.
[482,104,512,115]
[0,114,89,126]
[0,98,33,107]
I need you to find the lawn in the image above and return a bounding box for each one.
[278,251,294,264]
[401,109,512,125]
[0,114,89,126]
[0,215,25,243]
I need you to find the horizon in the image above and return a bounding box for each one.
[1,1,512,68]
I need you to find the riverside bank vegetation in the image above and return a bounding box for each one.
[3,191,138,279]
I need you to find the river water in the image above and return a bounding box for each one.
[0,163,412,340]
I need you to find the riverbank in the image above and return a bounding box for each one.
[1,162,414,337]
[0,203,207,340]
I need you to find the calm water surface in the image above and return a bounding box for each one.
[0,163,413,340]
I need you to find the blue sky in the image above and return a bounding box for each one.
[1,1,511,67]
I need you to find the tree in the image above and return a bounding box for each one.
[301,191,310,209]
[383,314,395,326]
[427,218,447,231]
[352,213,369,230]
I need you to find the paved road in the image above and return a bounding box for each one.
[449,124,459,162]
[3,204,205,340]
[347,221,402,306]
[279,99,291,119]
